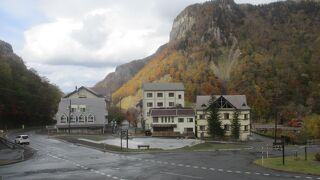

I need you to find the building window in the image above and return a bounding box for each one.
[79,115,85,123]
[60,115,67,123]
[169,102,174,107]
[178,118,184,123]
[171,117,174,123]
[71,107,77,113]
[70,115,76,123]
[244,125,249,131]
[199,125,205,131]
[147,102,153,107]
[157,102,163,107]
[224,124,230,131]
[147,112,150,116]
[161,117,164,123]
[199,114,205,119]
[184,128,193,132]
[147,93,153,98]
[244,114,248,120]
[224,113,230,119]
[169,93,174,97]
[79,106,86,112]
[178,94,182,99]
[157,93,163,98]
[153,117,159,123]
[188,118,193,123]
[88,115,94,122]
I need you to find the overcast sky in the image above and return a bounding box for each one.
[0,0,282,93]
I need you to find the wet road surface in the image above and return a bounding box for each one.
[0,131,319,180]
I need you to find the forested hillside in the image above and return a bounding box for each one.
[0,40,62,129]
[111,0,320,123]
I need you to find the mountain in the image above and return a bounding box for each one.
[92,44,167,97]
[0,40,62,129]
[106,0,320,122]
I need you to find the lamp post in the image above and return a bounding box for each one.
[68,99,71,134]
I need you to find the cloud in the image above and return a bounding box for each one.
[7,0,282,92]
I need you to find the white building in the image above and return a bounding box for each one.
[149,108,195,136]
[142,83,185,130]
[196,95,251,141]
[55,86,108,134]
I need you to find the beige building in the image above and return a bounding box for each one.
[196,95,250,141]
[142,83,185,130]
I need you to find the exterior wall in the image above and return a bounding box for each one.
[143,90,184,130]
[151,115,195,134]
[196,109,250,141]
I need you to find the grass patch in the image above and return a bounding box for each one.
[254,154,320,175]
[0,159,19,166]
[56,134,109,141]
[178,142,248,151]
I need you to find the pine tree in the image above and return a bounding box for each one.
[231,109,241,140]
[206,96,225,139]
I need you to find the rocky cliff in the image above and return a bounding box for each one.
[101,0,320,121]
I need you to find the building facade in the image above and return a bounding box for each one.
[55,86,108,134]
[196,95,251,141]
[142,83,185,130]
[149,108,195,136]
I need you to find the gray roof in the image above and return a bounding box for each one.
[64,86,104,98]
[142,83,184,91]
[150,108,195,117]
[196,95,250,110]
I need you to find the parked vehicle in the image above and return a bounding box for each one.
[15,135,30,145]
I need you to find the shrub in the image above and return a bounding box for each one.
[315,153,320,161]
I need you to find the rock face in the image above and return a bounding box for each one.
[93,44,167,96]
[0,40,14,56]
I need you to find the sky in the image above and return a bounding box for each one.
[0,0,282,93]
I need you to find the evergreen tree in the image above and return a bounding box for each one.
[231,109,241,140]
[206,96,224,139]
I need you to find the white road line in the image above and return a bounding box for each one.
[178,164,184,166]
[305,177,313,179]
[235,171,242,174]
[295,176,301,178]
[107,174,111,177]
[201,167,207,170]
[163,162,168,164]
[113,177,118,179]
[171,163,176,165]
[227,170,232,173]
[218,169,223,172]
[255,172,261,175]
[160,171,203,179]
[209,168,215,171]
[193,166,199,168]
[263,173,270,176]
[100,172,105,175]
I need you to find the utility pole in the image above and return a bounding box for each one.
[68,99,71,134]
[282,136,285,165]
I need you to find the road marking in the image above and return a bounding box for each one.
[171,163,176,165]
[245,172,251,174]
[255,172,261,175]
[235,171,242,174]
[160,171,203,179]
[113,177,118,179]
[185,165,191,167]
[227,170,232,173]
[263,173,270,176]
[218,169,223,172]
[295,176,301,178]
[193,166,199,168]
[201,167,207,170]
[305,177,313,179]
[209,168,215,171]
[178,164,184,166]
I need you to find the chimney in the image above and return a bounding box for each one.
[75,86,78,91]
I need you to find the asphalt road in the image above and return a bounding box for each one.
[0,131,319,180]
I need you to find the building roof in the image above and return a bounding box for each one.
[150,108,195,117]
[64,86,104,98]
[142,82,184,91]
[196,95,250,110]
